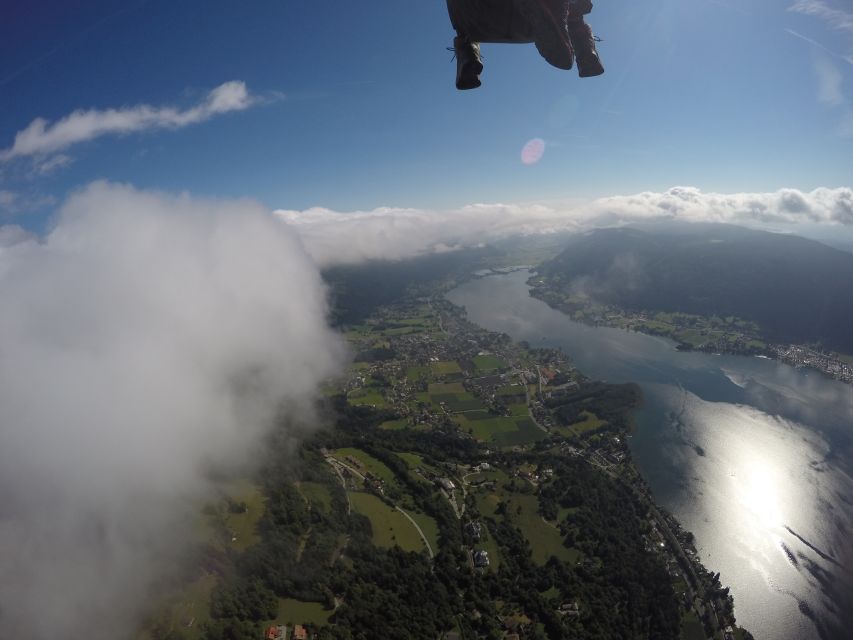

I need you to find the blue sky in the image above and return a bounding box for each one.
[1,0,851,230]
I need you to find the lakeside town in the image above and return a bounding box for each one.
[527,277,853,386]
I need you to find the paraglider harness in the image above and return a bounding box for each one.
[446,0,602,89]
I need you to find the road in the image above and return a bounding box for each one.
[395,506,435,558]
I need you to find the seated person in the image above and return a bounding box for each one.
[446,0,603,89]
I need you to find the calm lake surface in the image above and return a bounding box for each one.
[447,270,853,640]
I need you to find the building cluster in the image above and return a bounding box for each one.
[773,345,853,384]
[263,624,309,640]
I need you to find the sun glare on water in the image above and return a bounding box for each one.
[736,463,784,531]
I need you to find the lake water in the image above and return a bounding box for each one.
[447,270,853,640]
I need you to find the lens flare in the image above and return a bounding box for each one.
[520,138,545,165]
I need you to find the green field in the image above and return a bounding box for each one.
[408,508,440,552]
[476,525,502,571]
[507,403,530,416]
[406,365,431,380]
[379,418,409,430]
[136,573,217,640]
[428,382,466,394]
[557,411,606,437]
[273,598,334,626]
[349,492,426,552]
[297,481,332,515]
[395,451,443,485]
[473,354,507,372]
[507,493,579,564]
[347,387,386,407]
[333,448,397,485]
[679,610,706,640]
[430,360,462,376]
[456,414,545,447]
[473,473,578,566]
[221,480,265,551]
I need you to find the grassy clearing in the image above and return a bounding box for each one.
[497,384,526,397]
[456,414,544,447]
[347,387,386,407]
[137,573,217,640]
[272,598,333,626]
[406,365,431,381]
[679,610,706,640]
[408,508,440,552]
[507,493,578,564]
[570,411,606,434]
[396,451,443,485]
[473,354,507,372]
[379,418,409,430]
[428,382,466,394]
[333,448,396,485]
[554,411,606,438]
[297,482,332,515]
[508,403,530,416]
[221,480,265,552]
[540,586,560,601]
[348,492,425,552]
[430,360,462,376]
[476,525,502,571]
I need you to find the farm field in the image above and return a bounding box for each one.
[430,360,462,376]
[455,414,545,447]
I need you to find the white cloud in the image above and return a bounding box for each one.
[33,153,73,175]
[0,182,345,639]
[0,224,34,248]
[789,1,853,34]
[278,187,853,267]
[0,188,56,217]
[0,81,259,161]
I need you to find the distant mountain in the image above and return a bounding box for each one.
[535,224,853,353]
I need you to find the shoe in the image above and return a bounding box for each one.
[453,36,483,90]
[518,0,574,70]
[567,20,604,77]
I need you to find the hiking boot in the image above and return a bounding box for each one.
[567,20,604,77]
[518,0,574,70]
[453,36,483,90]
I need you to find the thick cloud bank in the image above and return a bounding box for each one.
[0,183,343,639]
[278,186,853,266]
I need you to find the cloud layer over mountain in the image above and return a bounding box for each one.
[278,186,853,266]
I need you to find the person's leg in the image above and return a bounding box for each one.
[566,0,603,77]
[452,35,484,90]
[446,0,484,90]
[517,0,574,70]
